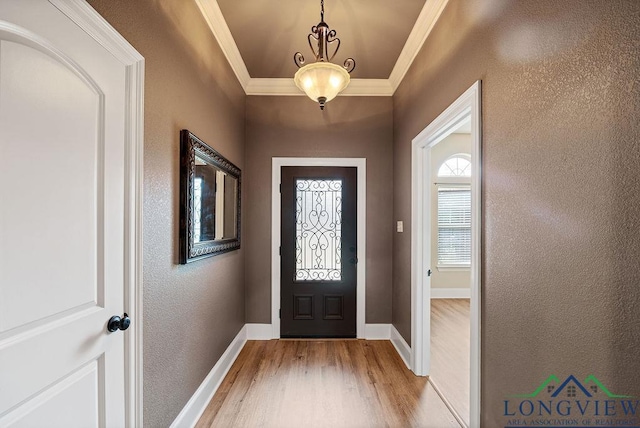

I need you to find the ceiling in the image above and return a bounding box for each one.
[195,0,449,96]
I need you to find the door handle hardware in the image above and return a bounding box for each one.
[427,269,432,277]
[107,313,131,332]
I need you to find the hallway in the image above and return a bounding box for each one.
[38,1,640,425]
[196,340,461,427]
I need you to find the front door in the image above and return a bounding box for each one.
[280,167,357,337]
[0,1,133,425]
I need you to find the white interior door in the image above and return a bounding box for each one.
[0,1,131,426]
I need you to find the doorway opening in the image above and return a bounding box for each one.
[271,158,366,339]
[411,81,481,427]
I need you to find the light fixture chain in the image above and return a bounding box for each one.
[320,0,324,22]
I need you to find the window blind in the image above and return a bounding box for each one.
[437,186,471,266]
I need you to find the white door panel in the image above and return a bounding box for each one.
[0,38,100,332]
[0,1,130,426]
[0,309,107,418]
[4,360,101,428]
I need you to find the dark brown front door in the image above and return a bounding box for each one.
[280,166,357,338]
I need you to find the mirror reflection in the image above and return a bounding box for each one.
[179,129,241,264]
[194,154,238,243]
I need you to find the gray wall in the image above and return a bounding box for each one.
[392,0,640,425]
[245,96,394,324]
[87,1,246,426]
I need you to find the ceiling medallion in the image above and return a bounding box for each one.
[293,0,356,110]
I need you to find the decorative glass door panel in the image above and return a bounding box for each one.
[281,167,357,338]
[295,179,343,281]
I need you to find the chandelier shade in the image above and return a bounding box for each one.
[293,0,356,110]
[294,62,350,109]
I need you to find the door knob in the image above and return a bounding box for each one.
[107,313,131,332]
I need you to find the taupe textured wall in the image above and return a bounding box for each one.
[393,0,640,425]
[87,1,245,426]
[245,96,393,324]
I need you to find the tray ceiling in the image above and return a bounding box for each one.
[195,0,450,95]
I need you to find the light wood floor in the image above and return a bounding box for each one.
[430,299,470,427]
[196,340,460,428]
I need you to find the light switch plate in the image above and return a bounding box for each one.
[396,221,403,233]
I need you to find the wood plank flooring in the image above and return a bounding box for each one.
[429,299,470,427]
[196,340,460,428]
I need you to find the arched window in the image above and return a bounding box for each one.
[437,154,471,178]
[436,154,471,266]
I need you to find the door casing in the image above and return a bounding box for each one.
[271,158,366,339]
[411,81,481,427]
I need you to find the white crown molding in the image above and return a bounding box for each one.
[245,78,393,96]
[197,0,449,96]
[388,0,449,91]
[245,78,298,96]
[195,0,251,88]
[343,79,394,96]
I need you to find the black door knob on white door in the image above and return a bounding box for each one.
[107,313,131,332]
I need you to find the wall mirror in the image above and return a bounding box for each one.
[179,130,241,263]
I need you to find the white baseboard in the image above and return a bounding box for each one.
[431,287,471,299]
[364,323,391,339]
[170,326,248,428]
[246,323,273,340]
[172,323,412,427]
[246,323,393,340]
[391,325,411,369]
[366,324,411,370]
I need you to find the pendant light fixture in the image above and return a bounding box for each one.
[293,0,356,110]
